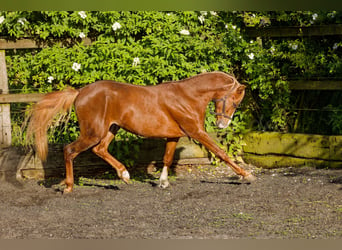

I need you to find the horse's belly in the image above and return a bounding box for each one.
[116,112,185,138]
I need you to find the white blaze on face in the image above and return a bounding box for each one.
[227,111,235,126]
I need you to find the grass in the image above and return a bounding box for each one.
[232,212,254,221]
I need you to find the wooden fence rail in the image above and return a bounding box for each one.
[0,93,44,104]
[0,38,92,50]
[245,24,342,38]
[289,80,342,90]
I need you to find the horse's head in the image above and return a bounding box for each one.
[212,83,246,129]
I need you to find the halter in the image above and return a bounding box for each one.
[210,95,238,120]
[210,76,240,120]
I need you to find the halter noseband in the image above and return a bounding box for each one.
[210,95,238,120]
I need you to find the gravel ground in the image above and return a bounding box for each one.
[0,166,342,239]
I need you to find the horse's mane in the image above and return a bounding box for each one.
[160,71,236,85]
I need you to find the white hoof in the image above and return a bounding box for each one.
[159,166,170,188]
[159,179,170,189]
[121,170,130,184]
[244,173,256,183]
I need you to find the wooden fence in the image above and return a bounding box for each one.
[1,135,217,181]
[244,24,342,38]
[2,131,341,181]
[1,25,342,147]
[0,37,92,146]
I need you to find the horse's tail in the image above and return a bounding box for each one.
[26,88,80,161]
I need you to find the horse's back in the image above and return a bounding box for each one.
[74,80,185,138]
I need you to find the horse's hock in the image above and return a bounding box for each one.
[1,132,342,183]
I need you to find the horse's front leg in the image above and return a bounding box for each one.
[160,138,179,188]
[189,130,256,182]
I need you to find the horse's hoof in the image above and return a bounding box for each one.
[159,180,170,189]
[121,170,131,184]
[243,173,256,183]
[63,187,73,194]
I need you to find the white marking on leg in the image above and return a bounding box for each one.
[159,166,170,188]
[160,166,168,180]
[122,170,130,180]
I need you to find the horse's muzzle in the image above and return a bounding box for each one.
[216,119,230,129]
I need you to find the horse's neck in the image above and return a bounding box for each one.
[188,75,235,100]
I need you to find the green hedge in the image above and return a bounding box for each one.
[1,11,342,162]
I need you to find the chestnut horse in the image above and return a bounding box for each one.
[27,71,255,193]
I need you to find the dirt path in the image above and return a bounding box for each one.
[0,166,342,239]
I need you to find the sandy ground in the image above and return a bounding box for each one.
[0,166,342,239]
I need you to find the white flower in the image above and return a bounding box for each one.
[200,11,208,16]
[333,43,339,50]
[312,13,318,20]
[210,11,217,16]
[18,18,27,25]
[0,16,5,24]
[132,57,140,67]
[198,15,205,24]
[112,22,121,31]
[180,29,190,35]
[248,53,254,60]
[232,25,237,29]
[270,46,276,54]
[47,76,54,83]
[79,32,86,38]
[72,62,81,72]
[78,11,87,19]
[290,43,298,50]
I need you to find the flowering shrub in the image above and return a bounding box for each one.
[1,11,342,154]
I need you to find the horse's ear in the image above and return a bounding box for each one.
[237,85,246,94]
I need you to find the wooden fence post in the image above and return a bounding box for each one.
[0,50,11,147]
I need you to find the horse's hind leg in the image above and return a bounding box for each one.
[63,136,100,193]
[92,127,130,184]
[159,138,179,188]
